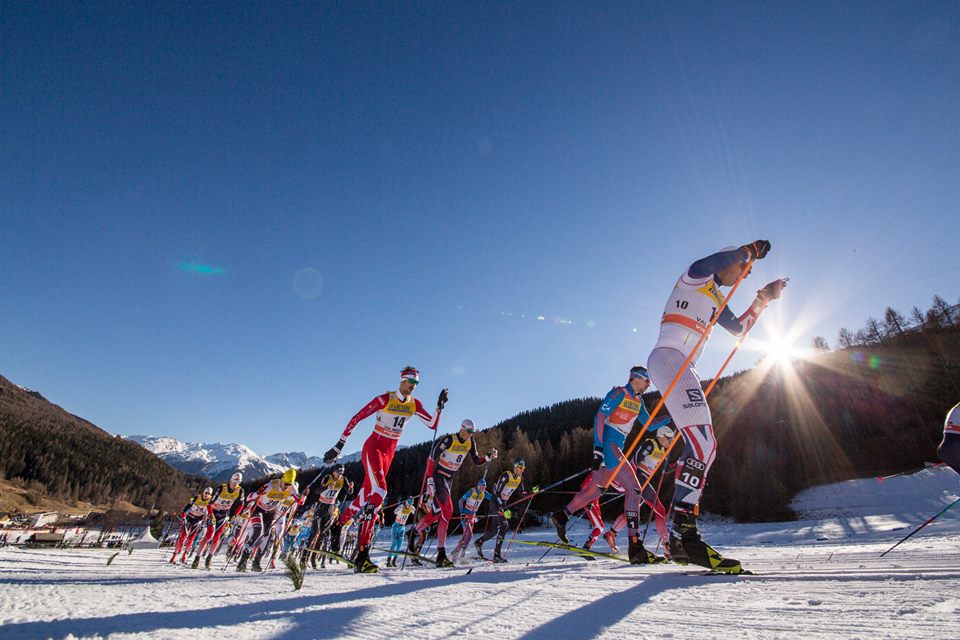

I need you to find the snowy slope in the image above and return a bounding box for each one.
[2,467,959,639]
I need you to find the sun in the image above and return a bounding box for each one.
[756,336,807,367]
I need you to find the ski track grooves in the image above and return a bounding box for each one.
[2,535,958,640]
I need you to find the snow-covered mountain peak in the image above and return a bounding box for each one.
[126,435,326,483]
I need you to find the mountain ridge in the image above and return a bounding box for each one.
[125,435,358,483]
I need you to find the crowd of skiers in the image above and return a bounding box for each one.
[165,241,958,577]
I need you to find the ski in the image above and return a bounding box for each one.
[683,568,757,576]
[303,547,355,569]
[511,540,630,563]
[372,547,451,568]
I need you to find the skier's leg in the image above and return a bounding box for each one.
[170,521,189,561]
[584,505,603,549]
[552,470,605,543]
[435,478,454,549]
[640,481,669,544]
[647,347,715,513]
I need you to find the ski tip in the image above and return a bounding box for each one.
[466,567,473,575]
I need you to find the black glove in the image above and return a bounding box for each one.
[591,446,604,470]
[757,278,788,302]
[740,239,771,260]
[437,388,449,411]
[323,438,346,463]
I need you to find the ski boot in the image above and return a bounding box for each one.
[407,527,426,566]
[353,547,379,574]
[474,539,487,560]
[603,530,620,554]
[191,555,200,570]
[581,543,596,561]
[205,554,212,570]
[236,551,249,572]
[435,547,454,568]
[627,535,666,564]
[328,523,342,552]
[669,512,744,574]
[550,509,570,544]
[492,543,508,563]
[251,551,264,573]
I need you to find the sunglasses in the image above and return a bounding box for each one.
[402,379,419,385]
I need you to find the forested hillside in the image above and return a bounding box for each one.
[0,376,200,512]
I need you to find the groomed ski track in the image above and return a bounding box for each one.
[2,467,959,639]
[2,534,958,639]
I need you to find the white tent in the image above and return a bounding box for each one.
[127,526,160,550]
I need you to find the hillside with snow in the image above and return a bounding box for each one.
[2,466,959,639]
[125,435,357,483]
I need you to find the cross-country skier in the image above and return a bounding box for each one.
[551,366,670,564]
[603,425,677,553]
[267,487,306,569]
[302,464,354,569]
[170,487,214,564]
[475,458,537,563]
[453,478,492,561]
[323,366,447,573]
[409,418,497,567]
[938,402,960,474]
[386,498,416,567]
[191,472,245,569]
[236,469,304,572]
[280,509,313,560]
[647,240,785,573]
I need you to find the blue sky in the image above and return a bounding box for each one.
[2,2,958,456]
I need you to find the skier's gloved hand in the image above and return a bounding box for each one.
[503,509,512,520]
[437,388,449,411]
[740,239,771,260]
[592,446,604,470]
[757,278,788,303]
[532,486,540,494]
[425,477,435,498]
[324,438,347,463]
[486,448,498,461]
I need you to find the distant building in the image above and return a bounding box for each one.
[28,532,64,545]
[29,512,59,528]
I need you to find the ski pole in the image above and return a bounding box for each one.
[877,462,945,482]
[504,468,590,511]
[639,461,669,544]
[880,496,960,557]
[415,393,447,510]
[603,256,756,490]
[504,497,535,554]
[534,492,624,563]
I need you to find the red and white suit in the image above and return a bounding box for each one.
[337,390,440,545]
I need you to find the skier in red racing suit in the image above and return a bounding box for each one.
[323,366,447,573]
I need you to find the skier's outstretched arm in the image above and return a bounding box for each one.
[324,394,389,462]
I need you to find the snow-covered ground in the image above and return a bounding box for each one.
[2,467,959,640]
